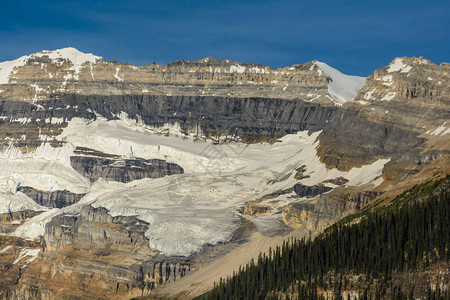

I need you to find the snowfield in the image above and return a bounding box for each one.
[0,115,389,256]
[315,61,366,104]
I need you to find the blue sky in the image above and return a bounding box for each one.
[1,0,448,76]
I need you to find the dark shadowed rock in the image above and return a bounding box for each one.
[293,183,333,198]
[18,186,86,208]
[69,155,184,183]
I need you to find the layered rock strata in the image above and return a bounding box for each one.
[70,156,184,183]
[0,205,194,299]
[283,189,381,230]
[17,187,85,208]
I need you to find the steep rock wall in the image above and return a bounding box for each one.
[70,156,184,183]
[17,187,85,208]
[0,94,427,174]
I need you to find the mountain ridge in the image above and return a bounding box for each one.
[0,47,448,299]
[0,47,364,105]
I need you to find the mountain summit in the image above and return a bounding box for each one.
[0,49,448,299]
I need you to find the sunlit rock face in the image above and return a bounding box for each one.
[17,186,85,208]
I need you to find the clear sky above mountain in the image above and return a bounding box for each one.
[1,0,448,76]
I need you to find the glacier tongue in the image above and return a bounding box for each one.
[315,61,366,104]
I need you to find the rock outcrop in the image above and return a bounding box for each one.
[0,210,42,234]
[293,183,333,198]
[70,156,184,183]
[1,205,195,299]
[283,189,381,230]
[317,57,449,172]
[17,186,85,208]
[44,205,152,253]
[0,48,333,104]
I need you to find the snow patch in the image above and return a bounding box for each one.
[364,89,376,100]
[314,62,366,104]
[230,64,246,73]
[0,190,47,215]
[0,55,29,84]
[0,245,12,254]
[387,58,412,73]
[12,209,60,240]
[381,92,396,101]
[13,248,41,265]
[382,75,393,86]
[114,67,124,81]
[0,143,91,194]
[431,122,448,136]
[36,47,100,68]
[249,66,268,74]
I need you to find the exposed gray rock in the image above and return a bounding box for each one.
[0,94,426,172]
[283,189,380,229]
[17,186,85,208]
[69,156,184,183]
[40,205,193,298]
[293,183,333,198]
[44,205,150,252]
[418,150,450,165]
[0,210,42,223]
[321,177,349,185]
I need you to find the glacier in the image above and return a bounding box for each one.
[1,114,389,256]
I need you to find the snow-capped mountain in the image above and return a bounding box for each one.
[0,48,448,299]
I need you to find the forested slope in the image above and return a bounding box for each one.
[205,176,450,300]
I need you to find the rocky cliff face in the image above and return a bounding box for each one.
[0,205,194,299]
[317,57,449,173]
[0,48,448,299]
[44,205,154,253]
[0,210,42,234]
[243,183,380,232]
[358,57,448,106]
